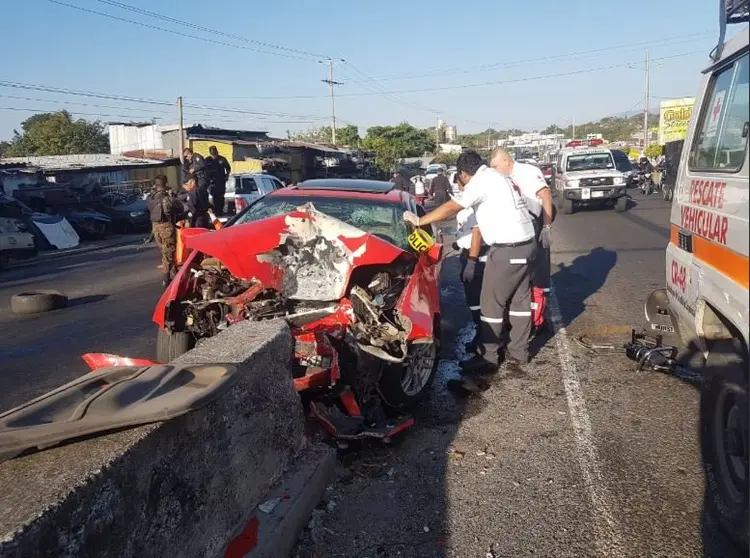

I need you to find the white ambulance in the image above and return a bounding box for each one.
[659,1,748,548]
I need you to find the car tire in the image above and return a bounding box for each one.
[10,290,68,314]
[700,338,749,551]
[562,199,574,215]
[156,328,194,363]
[615,197,628,212]
[380,317,441,410]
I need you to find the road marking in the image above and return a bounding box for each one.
[547,286,625,556]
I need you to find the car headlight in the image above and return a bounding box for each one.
[130,211,146,218]
[614,176,624,185]
[567,179,580,188]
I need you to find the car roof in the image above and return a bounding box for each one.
[269,183,409,204]
[295,178,393,193]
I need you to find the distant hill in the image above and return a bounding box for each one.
[457,112,660,148]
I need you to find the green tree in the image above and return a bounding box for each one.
[364,123,435,158]
[361,136,398,174]
[0,141,10,158]
[334,124,360,147]
[432,152,459,166]
[290,126,332,144]
[645,144,664,158]
[541,124,564,135]
[5,111,109,156]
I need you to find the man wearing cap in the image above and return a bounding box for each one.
[403,150,536,373]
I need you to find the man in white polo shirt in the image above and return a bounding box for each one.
[403,150,536,373]
[490,148,553,297]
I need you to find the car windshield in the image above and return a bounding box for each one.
[566,153,615,171]
[233,195,411,251]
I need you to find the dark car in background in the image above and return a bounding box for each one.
[610,149,636,187]
[89,192,150,233]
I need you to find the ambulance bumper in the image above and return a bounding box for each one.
[563,187,627,201]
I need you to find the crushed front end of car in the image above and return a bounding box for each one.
[151,203,441,441]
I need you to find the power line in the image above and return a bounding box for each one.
[46,0,321,62]
[192,50,703,101]
[0,106,163,120]
[0,80,327,120]
[94,0,331,61]
[359,32,715,82]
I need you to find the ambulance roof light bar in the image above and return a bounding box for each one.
[711,0,750,62]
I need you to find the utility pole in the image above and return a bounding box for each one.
[643,49,650,151]
[178,96,184,163]
[321,60,343,145]
[435,115,440,152]
[487,126,491,150]
[572,116,575,141]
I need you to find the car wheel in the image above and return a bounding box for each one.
[10,290,68,314]
[701,338,749,551]
[615,197,628,212]
[562,199,574,215]
[379,342,438,410]
[156,327,195,363]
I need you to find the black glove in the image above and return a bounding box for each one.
[462,258,477,284]
[452,241,459,251]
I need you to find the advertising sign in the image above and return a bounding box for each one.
[658,98,695,144]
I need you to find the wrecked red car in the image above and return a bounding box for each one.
[152,179,443,440]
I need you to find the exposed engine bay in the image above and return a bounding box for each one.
[173,255,415,365]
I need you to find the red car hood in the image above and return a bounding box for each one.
[183,204,410,301]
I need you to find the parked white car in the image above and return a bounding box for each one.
[225,173,285,214]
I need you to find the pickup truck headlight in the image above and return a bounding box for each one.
[614,176,624,185]
[566,179,580,188]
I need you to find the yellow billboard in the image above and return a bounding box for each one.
[658,98,695,144]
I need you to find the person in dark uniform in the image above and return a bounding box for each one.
[205,145,232,216]
[430,168,451,205]
[147,175,182,286]
[390,171,411,192]
[182,176,211,229]
[182,148,209,193]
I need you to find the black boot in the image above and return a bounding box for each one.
[460,354,501,376]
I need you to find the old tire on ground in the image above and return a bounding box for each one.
[380,317,441,410]
[562,199,574,215]
[700,338,749,551]
[10,290,68,314]
[615,196,628,212]
[156,328,195,363]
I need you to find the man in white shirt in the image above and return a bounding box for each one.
[490,148,553,297]
[403,150,536,373]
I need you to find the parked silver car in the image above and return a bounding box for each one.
[224,173,285,215]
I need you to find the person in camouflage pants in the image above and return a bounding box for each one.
[148,175,181,286]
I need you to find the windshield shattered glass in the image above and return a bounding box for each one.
[566,153,615,171]
[234,195,411,251]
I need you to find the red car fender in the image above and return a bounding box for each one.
[396,253,441,341]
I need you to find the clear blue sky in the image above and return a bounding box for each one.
[0,0,731,141]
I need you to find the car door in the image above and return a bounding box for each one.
[234,176,261,213]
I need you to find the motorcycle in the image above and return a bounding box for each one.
[637,170,654,195]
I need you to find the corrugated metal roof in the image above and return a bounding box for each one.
[0,154,173,171]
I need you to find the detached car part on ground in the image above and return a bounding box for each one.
[153,203,443,441]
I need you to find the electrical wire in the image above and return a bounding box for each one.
[94,0,331,61]
[46,0,321,62]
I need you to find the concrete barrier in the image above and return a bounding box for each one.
[0,319,328,557]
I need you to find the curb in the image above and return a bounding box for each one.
[7,236,150,269]
[224,443,336,558]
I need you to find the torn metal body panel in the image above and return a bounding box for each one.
[149,202,441,441]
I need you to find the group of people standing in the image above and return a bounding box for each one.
[147,145,232,287]
[403,148,553,376]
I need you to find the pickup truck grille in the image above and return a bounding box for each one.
[580,177,614,187]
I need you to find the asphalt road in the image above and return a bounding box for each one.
[294,190,740,558]
[0,191,740,556]
[0,243,163,412]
